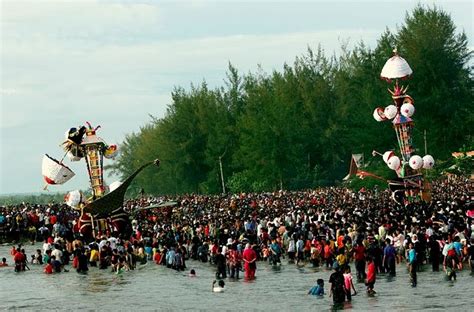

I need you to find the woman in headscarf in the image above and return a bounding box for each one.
[242,243,257,279]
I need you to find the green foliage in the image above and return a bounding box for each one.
[0,193,65,206]
[451,155,474,177]
[437,145,474,177]
[346,177,388,191]
[113,6,472,195]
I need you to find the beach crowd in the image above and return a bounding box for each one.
[1,175,473,303]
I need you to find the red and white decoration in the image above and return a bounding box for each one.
[422,155,435,169]
[42,154,75,185]
[409,155,423,170]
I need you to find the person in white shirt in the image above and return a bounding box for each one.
[42,241,51,254]
[273,217,280,228]
[378,225,387,241]
[98,237,108,250]
[257,223,263,237]
[53,223,61,236]
[51,244,63,264]
[287,238,296,262]
[221,244,228,256]
[38,211,44,225]
[108,237,117,250]
[393,229,405,263]
[426,226,434,238]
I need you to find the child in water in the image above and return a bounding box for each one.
[308,279,324,296]
[44,259,53,274]
[212,280,225,292]
[343,266,357,301]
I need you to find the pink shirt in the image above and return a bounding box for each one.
[343,273,352,290]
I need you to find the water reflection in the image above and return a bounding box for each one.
[85,274,112,293]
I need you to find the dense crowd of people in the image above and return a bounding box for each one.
[1,175,473,303]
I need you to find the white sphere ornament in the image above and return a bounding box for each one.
[383,151,395,164]
[409,155,423,170]
[387,156,401,170]
[384,105,398,120]
[65,190,82,207]
[400,103,415,118]
[373,107,387,122]
[422,155,435,169]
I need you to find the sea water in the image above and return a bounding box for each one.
[0,245,472,311]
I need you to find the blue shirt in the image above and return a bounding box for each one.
[145,246,153,255]
[308,285,324,296]
[408,249,417,264]
[296,240,304,252]
[453,242,462,255]
[384,245,396,259]
[166,249,176,265]
[270,243,281,255]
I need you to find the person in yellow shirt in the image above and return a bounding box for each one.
[336,249,347,268]
[90,246,99,267]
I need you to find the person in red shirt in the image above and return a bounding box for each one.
[135,230,142,241]
[10,246,17,257]
[50,214,57,225]
[154,250,162,264]
[324,242,333,268]
[304,239,312,259]
[13,248,26,272]
[29,212,39,226]
[337,230,345,249]
[72,254,79,269]
[210,241,219,264]
[366,256,376,294]
[228,245,242,279]
[44,259,53,274]
[242,243,257,280]
[0,257,8,267]
[352,240,366,282]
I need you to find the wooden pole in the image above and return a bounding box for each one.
[219,156,225,194]
[424,130,427,154]
[90,213,96,239]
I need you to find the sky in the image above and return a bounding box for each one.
[0,0,472,195]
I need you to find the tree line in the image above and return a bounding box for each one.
[111,6,473,195]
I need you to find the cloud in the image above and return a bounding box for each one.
[2,27,380,125]
[2,1,162,41]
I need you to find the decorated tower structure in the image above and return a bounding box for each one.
[373,50,435,203]
[81,123,107,199]
[42,122,157,239]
